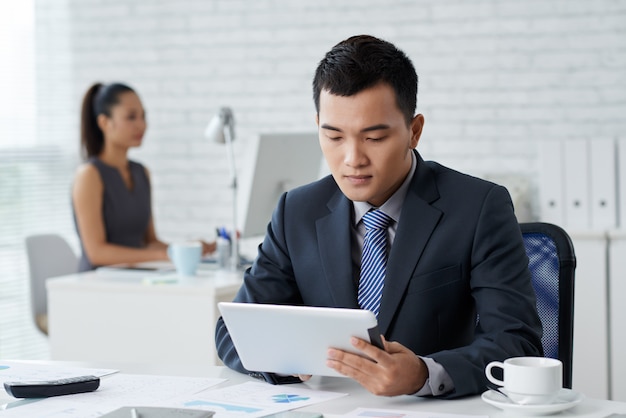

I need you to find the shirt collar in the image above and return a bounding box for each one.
[353,151,417,226]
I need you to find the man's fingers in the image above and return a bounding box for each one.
[349,337,392,366]
[327,349,378,380]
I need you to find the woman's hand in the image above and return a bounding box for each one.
[201,240,217,255]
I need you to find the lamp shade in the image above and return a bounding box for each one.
[204,107,235,144]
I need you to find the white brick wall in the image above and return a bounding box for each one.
[35,0,626,239]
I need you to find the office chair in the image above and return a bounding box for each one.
[520,222,576,389]
[25,234,79,335]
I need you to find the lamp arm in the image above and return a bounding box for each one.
[224,125,239,270]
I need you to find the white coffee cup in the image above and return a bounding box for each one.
[485,356,563,405]
[167,241,202,277]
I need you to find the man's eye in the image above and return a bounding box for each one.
[367,136,386,141]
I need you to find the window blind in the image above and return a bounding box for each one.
[0,0,78,359]
[0,150,79,359]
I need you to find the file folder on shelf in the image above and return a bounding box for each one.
[618,138,626,228]
[589,137,617,230]
[538,139,565,225]
[563,138,590,229]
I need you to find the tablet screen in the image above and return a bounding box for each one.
[218,302,382,377]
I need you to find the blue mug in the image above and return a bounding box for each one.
[167,242,202,277]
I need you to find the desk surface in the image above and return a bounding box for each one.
[1,361,625,418]
[47,262,243,293]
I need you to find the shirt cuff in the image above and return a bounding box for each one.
[414,356,454,396]
[250,371,302,385]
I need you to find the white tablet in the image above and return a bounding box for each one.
[217,302,383,377]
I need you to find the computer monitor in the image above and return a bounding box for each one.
[238,132,325,238]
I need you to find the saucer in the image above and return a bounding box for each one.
[481,388,584,416]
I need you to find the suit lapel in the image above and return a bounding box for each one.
[377,153,443,334]
[316,188,359,308]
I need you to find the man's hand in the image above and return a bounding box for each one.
[326,336,428,396]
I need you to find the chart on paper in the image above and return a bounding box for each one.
[161,381,347,418]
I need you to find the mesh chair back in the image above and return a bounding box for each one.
[520,222,576,389]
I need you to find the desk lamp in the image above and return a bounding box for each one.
[205,107,239,270]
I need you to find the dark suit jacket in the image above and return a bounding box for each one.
[215,151,543,398]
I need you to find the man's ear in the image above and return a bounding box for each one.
[410,114,425,149]
[315,113,319,127]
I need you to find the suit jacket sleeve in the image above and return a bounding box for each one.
[215,190,308,384]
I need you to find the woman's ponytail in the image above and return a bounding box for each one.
[79,82,134,159]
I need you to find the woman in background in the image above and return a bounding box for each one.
[73,82,215,271]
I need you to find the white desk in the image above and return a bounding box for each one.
[47,264,243,366]
[2,361,626,417]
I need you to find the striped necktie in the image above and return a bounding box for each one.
[358,209,392,317]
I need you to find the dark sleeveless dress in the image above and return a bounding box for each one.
[74,158,152,271]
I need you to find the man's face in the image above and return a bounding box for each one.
[316,83,424,207]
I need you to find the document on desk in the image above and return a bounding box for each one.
[160,381,347,418]
[0,360,117,384]
[341,407,487,418]
[96,261,176,277]
[0,373,225,417]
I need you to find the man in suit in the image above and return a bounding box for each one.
[215,34,543,398]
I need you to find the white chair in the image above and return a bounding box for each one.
[25,234,79,335]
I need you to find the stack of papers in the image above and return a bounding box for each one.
[0,362,345,417]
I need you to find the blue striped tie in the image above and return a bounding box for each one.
[358,209,392,317]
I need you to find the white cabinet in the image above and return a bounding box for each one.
[609,231,626,401]
[570,232,610,400]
